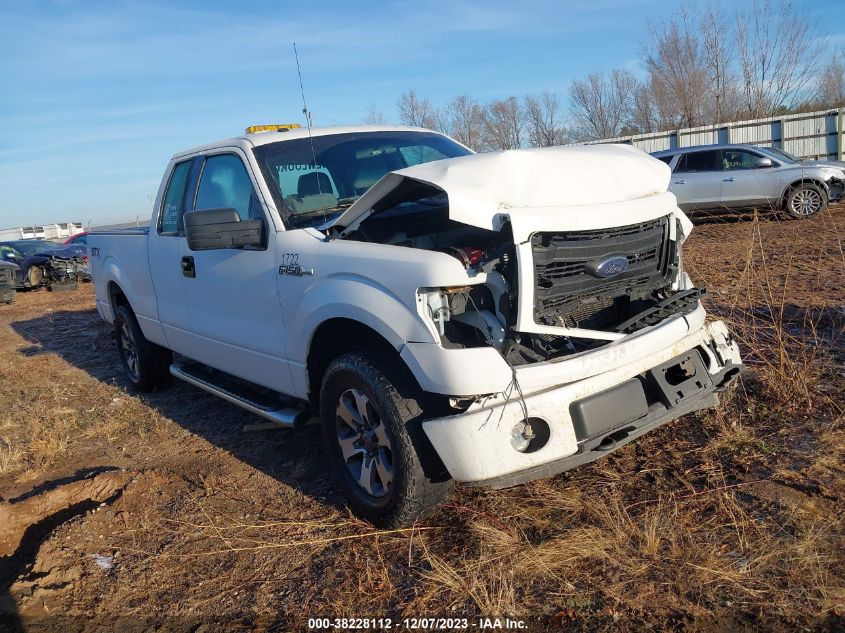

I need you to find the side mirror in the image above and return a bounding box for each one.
[183,208,264,251]
[754,157,774,168]
[3,251,17,261]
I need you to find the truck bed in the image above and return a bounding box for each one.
[89,228,160,338]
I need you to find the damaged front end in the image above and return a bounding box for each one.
[332,145,701,368]
[327,145,742,485]
[417,213,701,366]
[19,254,89,291]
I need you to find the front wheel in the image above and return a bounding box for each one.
[113,304,172,392]
[784,183,827,219]
[320,353,452,527]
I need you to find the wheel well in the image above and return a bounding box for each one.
[782,178,828,204]
[107,281,130,313]
[307,318,404,406]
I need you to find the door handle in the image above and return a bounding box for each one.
[722,177,735,182]
[673,179,687,185]
[181,255,196,278]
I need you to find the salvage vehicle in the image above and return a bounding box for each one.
[0,240,89,290]
[90,124,743,527]
[0,261,18,304]
[652,143,845,218]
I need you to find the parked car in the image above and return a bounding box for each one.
[651,144,845,218]
[89,126,742,527]
[64,231,88,245]
[63,231,92,276]
[0,261,18,303]
[0,239,89,289]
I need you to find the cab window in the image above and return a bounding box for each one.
[159,160,192,234]
[195,154,262,221]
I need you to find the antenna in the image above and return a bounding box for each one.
[293,42,325,212]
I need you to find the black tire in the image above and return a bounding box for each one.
[320,352,452,527]
[783,183,827,219]
[113,304,172,392]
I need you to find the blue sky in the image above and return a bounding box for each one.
[1,0,842,227]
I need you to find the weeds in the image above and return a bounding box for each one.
[0,208,843,628]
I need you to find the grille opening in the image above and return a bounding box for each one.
[531,217,678,332]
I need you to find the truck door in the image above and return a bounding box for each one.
[153,150,294,396]
[149,158,196,346]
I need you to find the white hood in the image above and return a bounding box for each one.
[335,144,675,235]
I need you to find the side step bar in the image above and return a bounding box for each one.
[170,360,309,428]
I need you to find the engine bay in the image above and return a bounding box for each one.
[342,192,696,366]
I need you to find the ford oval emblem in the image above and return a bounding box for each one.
[592,255,630,279]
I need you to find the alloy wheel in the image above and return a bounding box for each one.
[790,189,822,216]
[118,320,139,381]
[335,388,394,498]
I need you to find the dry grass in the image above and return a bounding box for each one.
[0,207,843,630]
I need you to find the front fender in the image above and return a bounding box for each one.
[287,273,437,365]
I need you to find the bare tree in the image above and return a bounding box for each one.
[630,80,660,133]
[524,92,568,147]
[643,6,712,128]
[397,90,439,129]
[363,106,387,125]
[481,97,524,150]
[818,49,845,107]
[443,94,484,151]
[736,0,821,117]
[700,5,740,123]
[568,69,636,140]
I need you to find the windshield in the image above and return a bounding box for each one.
[757,147,798,164]
[8,240,63,256]
[252,131,472,229]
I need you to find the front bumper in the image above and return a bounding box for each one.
[422,319,742,486]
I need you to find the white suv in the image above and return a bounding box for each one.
[652,144,845,218]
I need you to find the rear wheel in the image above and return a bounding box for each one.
[26,266,44,288]
[113,305,172,392]
[784,183,826,218]
[320,353,452,527]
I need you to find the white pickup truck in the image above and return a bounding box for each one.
[90,124,743,527]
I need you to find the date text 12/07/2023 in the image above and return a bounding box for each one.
[307,617,528,630]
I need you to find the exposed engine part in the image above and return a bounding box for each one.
[352,185,694,368]
[452,310,506,348]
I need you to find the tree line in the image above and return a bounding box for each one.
[364,0,845,149]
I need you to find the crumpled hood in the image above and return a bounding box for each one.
[334,144,673,233]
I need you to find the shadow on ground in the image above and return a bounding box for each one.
[10,309,344,515]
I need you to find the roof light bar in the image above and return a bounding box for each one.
[244,124,302,134]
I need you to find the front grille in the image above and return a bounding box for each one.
[531,217,673,329]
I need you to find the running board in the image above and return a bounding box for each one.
[170,360,309,428]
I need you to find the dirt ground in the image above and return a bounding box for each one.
[0,206,843,632]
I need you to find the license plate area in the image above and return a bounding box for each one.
[647,349,712,408]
